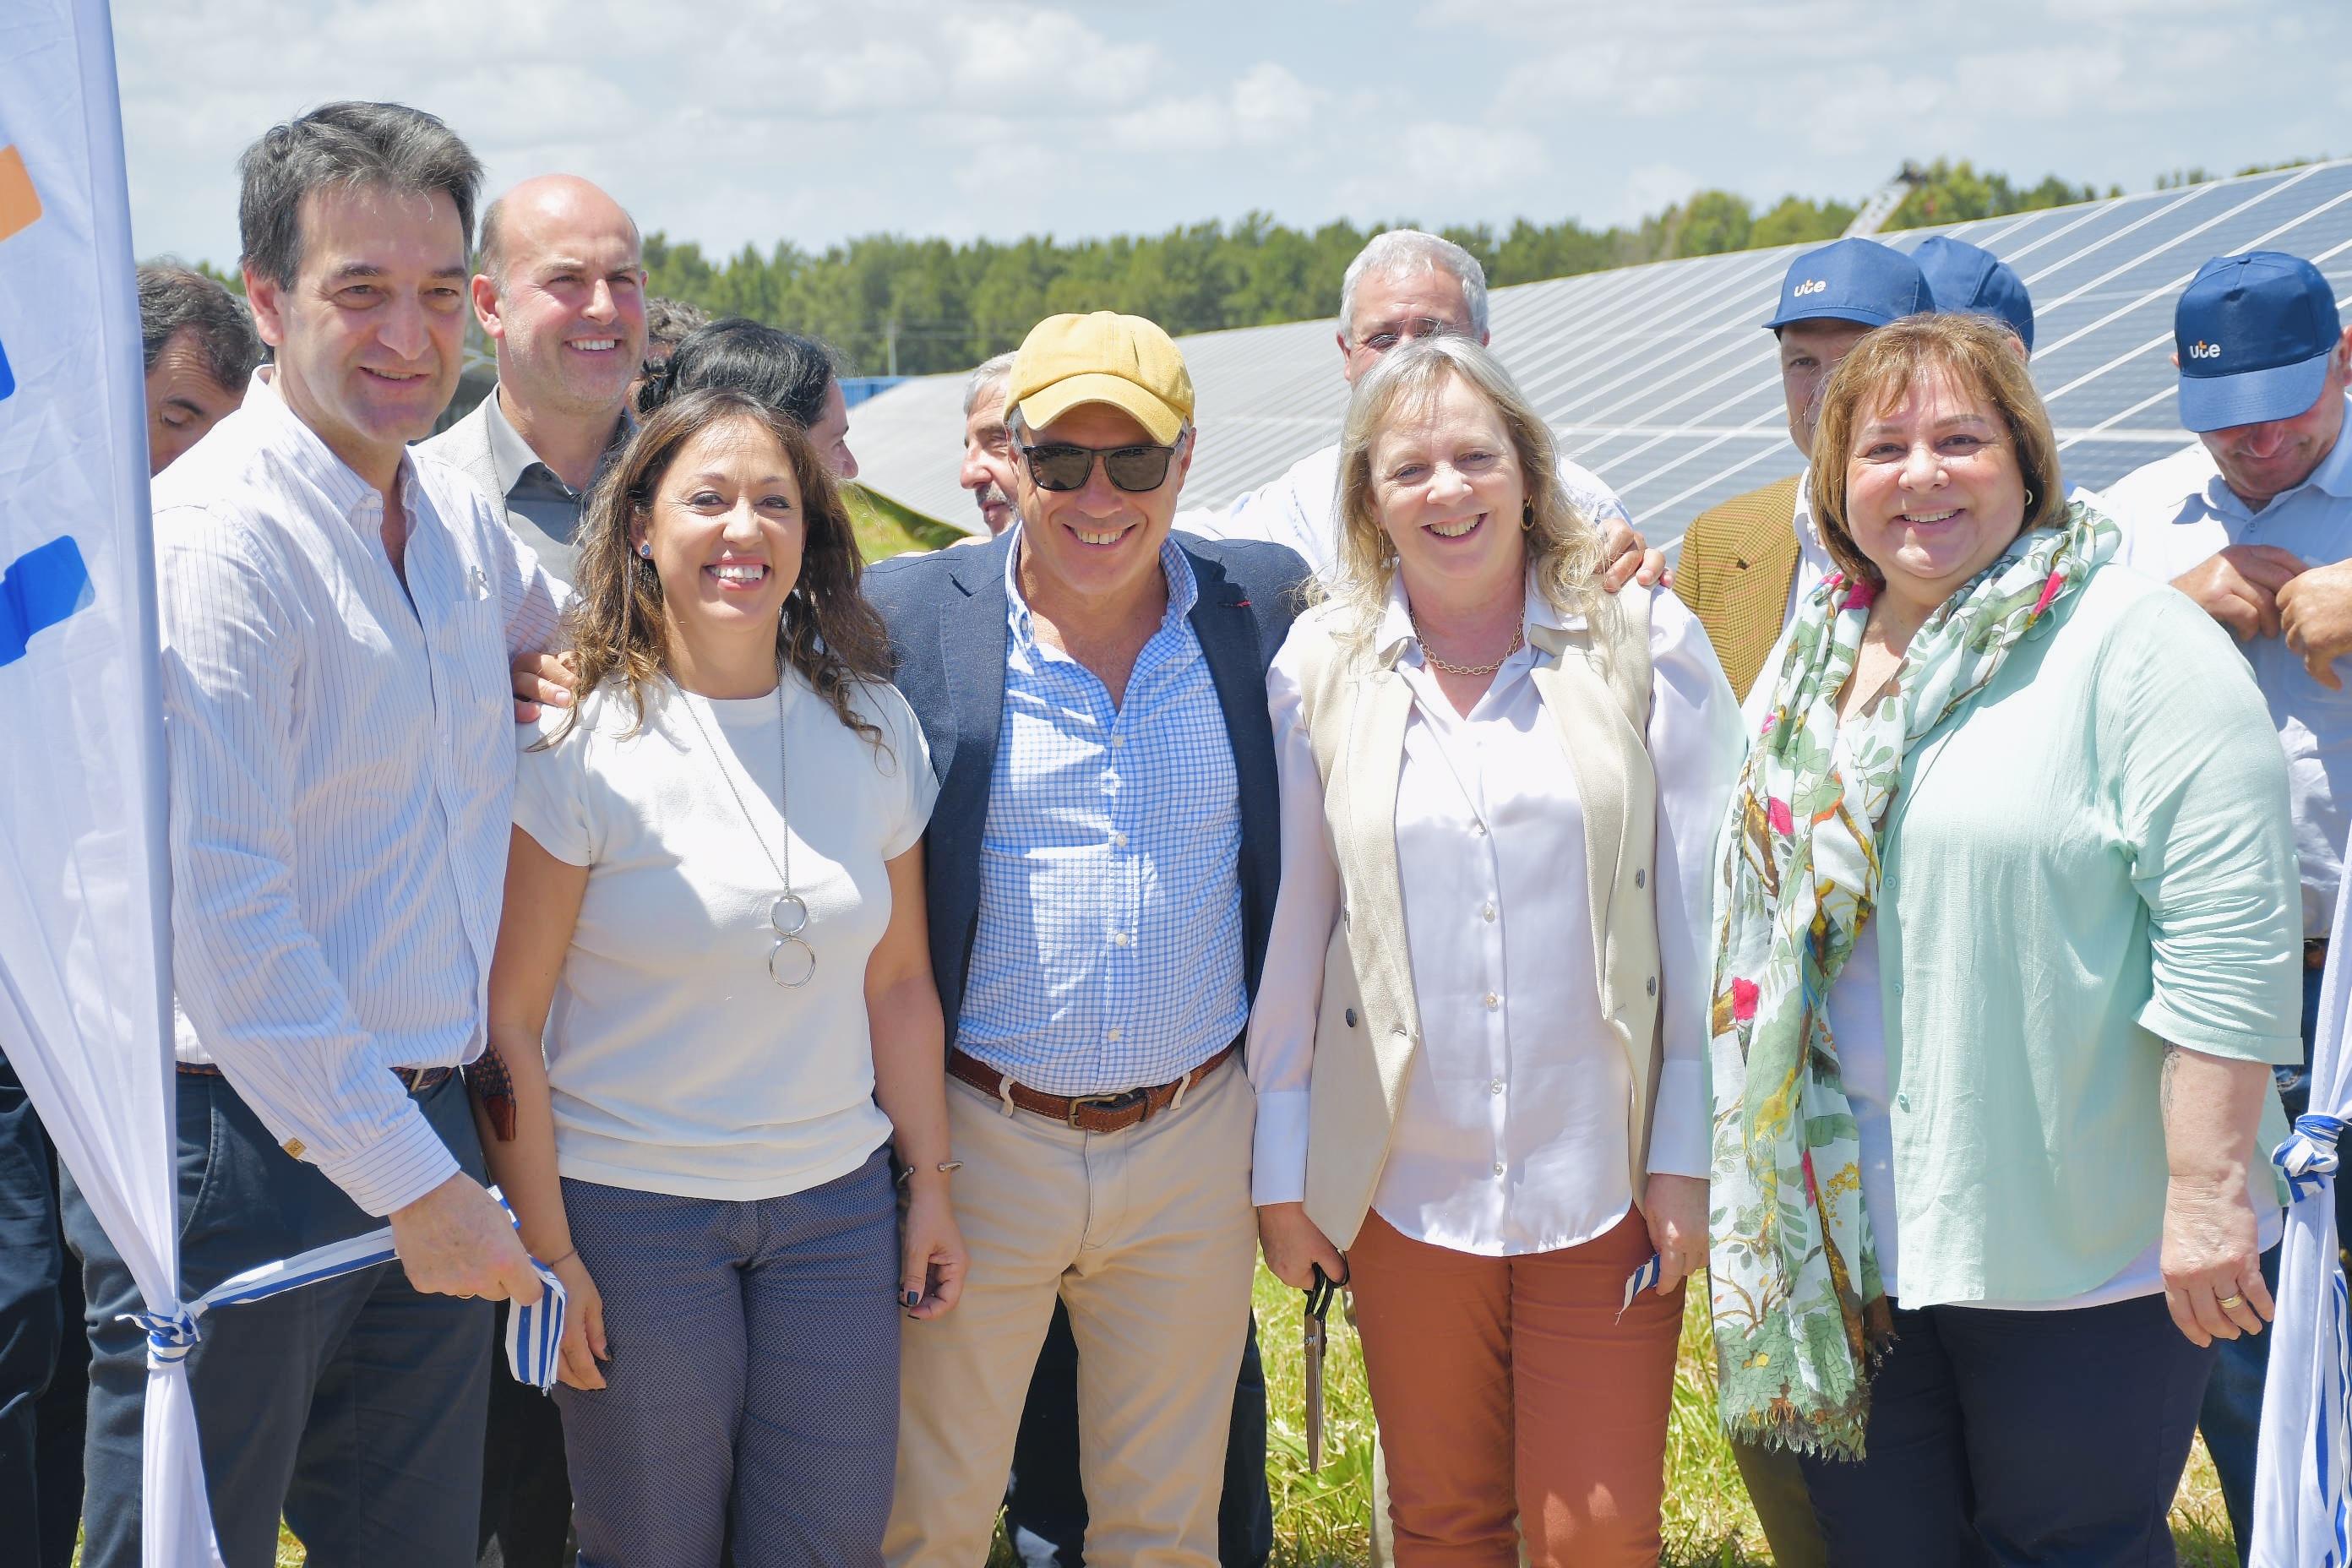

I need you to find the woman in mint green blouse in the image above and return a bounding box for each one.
[1706,313,2300,1565]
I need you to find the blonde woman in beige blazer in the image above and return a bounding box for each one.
[1246,335,1742,1566]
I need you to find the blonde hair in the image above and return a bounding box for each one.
[1810,312,2066,587]
[1327,334,1605,640]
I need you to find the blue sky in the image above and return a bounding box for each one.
[116,0,2349,272]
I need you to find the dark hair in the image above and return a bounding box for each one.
[643,297,710,353]
[237,101,482,288]
[138,263,264,390]
[638,317,837,427]
[1810,312,2066,589]
[558,387,890,745]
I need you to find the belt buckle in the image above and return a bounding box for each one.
[1065,1087,1146,1129]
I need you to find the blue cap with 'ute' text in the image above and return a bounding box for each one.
[2175,251,2342,433]
[1764,238,1933,333]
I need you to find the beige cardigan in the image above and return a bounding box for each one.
[1285,591,1666,1250]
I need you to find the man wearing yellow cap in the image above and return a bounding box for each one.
[865,313,1308,1567]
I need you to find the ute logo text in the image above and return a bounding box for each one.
[1792,279,1828,297]
[2188,340,2224,359]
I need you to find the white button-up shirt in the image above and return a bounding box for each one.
[156,369,564,1216]
[1180,442,1631,583]
[1250,579,1741,1255]
[2103,401,2352,938]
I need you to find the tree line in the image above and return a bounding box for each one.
[191,155,2320,378]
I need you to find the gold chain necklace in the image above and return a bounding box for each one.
[1408,606,1526,678]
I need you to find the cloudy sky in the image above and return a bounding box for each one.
[117,0,2347,271]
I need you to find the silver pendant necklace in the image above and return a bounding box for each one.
[676,677,815,988]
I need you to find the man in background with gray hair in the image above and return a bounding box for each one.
[959,351,1020,538]
[630,294,706,410]
[139,262,263,474]
[1180,228,1657,588]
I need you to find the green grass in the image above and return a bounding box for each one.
[242,1266,2243,1565]
[847,482,965,560]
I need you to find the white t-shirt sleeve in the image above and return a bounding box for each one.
[512,707,599,868]
[868,681,939,860]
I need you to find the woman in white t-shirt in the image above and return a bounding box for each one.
[480,387,964,1566]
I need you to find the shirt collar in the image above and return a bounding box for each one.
[245,365,400,524]
[1002,525,1200,651]
[1791,463,1820,549]
[481,382,634,499]
[2297,400,2352,501]
[1378,569,1564,669]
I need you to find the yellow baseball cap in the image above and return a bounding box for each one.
[1007,312,1195,446]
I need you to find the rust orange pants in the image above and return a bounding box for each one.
[1348,1207,1683,1568]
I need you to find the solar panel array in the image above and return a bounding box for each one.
[851,159,2352,552]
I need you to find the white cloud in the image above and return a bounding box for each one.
[106,0,2352,273]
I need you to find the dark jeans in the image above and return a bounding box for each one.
[1004,1299,1272,1568]
[477,1298,574,1568]
[68,1070,493,1568]
[0,1046,84,1568]
[1799,1292,2215,1566]
[2197,961,2344,1565]
[553,1154,901,1568]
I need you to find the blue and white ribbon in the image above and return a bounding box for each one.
[122,1193,569,1392]
[2278,1113,2348,1203]
[1619,1252,1663,1322]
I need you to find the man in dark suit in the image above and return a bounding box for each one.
[867,312,1304,1568]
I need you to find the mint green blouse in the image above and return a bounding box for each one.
[1853,563,2299,1306]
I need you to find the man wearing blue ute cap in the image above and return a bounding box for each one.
[1674,238,1936,709]
[2104,248,2352,1565]
[1913,234,2034,351]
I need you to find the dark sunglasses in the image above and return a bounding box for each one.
[1018,438,1182,493]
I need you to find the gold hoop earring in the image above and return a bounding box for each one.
[1521,501,1536,533]
[2023,488,2038,514]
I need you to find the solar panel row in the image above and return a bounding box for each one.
[850,158,2352,551]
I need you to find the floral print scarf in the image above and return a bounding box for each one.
[1706,499,2119,1458]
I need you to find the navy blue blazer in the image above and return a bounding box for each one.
[864,529,1309,1048]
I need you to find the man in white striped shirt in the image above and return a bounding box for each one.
[66,102,558,1568]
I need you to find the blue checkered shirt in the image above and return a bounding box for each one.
[956,532,1249,1096]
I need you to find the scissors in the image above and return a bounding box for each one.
[1304,1260,1347,1473]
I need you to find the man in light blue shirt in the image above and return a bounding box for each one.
[867,312,1307,1568]
[2104,248,2352,1561]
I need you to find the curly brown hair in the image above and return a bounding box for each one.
[554,386,891,744]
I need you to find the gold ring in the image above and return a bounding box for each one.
[2218,1293,2246,1310]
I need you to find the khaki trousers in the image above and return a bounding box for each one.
[885,1057,1259,1568]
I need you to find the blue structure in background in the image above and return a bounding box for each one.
[837,375,909,410]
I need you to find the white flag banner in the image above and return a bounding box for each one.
[0,2,224,1565]
[2254,865,2352,1568]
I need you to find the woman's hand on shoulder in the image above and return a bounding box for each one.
[1642,1173,1710,1292]
[901,1182,968,1321]
[1257,1201,1346,1291]
[551,1251,608,1391]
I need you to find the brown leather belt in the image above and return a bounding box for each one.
[2311,937,2333,973]
[176,1059,455,1095]
[949,1042,1237,1134]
